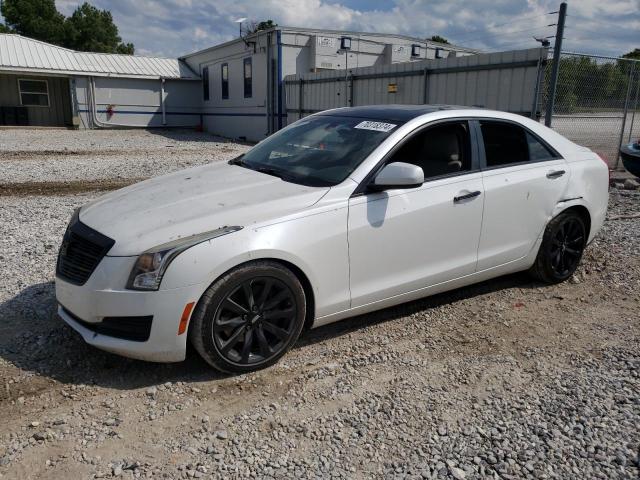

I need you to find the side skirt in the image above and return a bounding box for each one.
[311,243,540,329]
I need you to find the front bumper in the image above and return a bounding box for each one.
[55,256,204,363]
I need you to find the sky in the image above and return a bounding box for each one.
[4,0,640,58]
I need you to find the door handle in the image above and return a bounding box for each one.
[546,170,566,179]
[453,190,481,203]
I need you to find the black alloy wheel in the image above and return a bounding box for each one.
[189,261,306,373]
[530,211,587,284]
[212,277,297,366]
[549,217,585,277]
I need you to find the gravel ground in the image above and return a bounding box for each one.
[0,130,639,480]
[0,129,248,185]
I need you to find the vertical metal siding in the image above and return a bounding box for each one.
[286,47,546,122]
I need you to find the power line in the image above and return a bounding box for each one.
[451,28,556,52]
[565,13,635,28]
[485,39,551,51]
[452,25,556,45]
[453,12,554,41]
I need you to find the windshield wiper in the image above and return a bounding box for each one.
[229,157,297,183]
[228,155,246,166]
[254,166,294,181]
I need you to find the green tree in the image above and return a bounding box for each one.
[0,23,13,33]
[64,2,134,54]
[430,35,450,44]
[246,19,277,34]
[622,48,640,60]
[1,0,65,44]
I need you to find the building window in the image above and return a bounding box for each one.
[202,66,210,101]
[221,63,229,99]
[243,57,252,98]
[18,79,49,107]
[411,44,421,57]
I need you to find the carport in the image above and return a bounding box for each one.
[0,72,73,127]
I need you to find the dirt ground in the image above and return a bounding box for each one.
[0,129,638,479]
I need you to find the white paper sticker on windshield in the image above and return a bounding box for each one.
[354,121,397,132]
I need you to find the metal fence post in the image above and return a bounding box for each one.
[299,78,304,120]
[616,63,636,169]
[627,69,639,142]
[545,1,567,127]
[423,67,429,104]
[531,51,546,119]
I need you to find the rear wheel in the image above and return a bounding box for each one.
[530,211,587,284]
[189,261,306,373]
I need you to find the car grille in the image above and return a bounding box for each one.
[56,211,115,285]
[61,306,153,342]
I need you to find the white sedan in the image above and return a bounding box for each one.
[55,106,609,373]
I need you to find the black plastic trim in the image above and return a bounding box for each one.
[56,211,115,286]
[61,306,153,342]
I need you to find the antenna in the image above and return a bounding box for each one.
[533,36,551,47]
[236,17,257,51]
[234,17,247,38]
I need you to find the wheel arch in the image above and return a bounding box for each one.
[557,203,592,239]
[188,256,317,338]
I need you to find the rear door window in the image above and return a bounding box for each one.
[526,131,558,161]
[480,120,559,168]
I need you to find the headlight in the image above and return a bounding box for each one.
[126,226,242,291]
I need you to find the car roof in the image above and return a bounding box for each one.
[317,104,475,122]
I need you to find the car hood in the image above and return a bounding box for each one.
[80,162,329,256]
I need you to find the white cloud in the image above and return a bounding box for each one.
[4,1,638,58]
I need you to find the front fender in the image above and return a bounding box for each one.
[160,206,350,319]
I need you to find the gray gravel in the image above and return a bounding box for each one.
[0,130,638,479]
[0,129,248,183]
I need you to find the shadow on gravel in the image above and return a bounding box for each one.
[0,282,224,394]
[0,272,542,392]
[302,271,542,346]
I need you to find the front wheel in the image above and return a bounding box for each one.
[529,211,587,284]
[189,261,306,374]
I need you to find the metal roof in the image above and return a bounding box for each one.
[0,34,199,80]
[278,26,481,53]
[181,26,480,59]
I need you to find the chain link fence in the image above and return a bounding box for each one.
[540,51,640,169]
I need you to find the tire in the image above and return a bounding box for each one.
[189,261,306,374]
[529,210,587,284]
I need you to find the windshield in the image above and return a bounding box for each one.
[231,115,401,187]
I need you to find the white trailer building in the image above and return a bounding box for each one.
[1,29,479,140]
[181,27,479,141]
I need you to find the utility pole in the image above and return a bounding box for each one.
[545,2,567,127]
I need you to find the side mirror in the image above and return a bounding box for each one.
[369,162,424,191]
